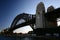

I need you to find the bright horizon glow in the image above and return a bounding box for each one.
[57,22,60,26]
[57,18,60,26]
[13,25,33,34]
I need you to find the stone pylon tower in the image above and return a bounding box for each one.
[35,2,45,28]
[46,6,57,28]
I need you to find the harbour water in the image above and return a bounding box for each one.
[0,35,60,40]
[0,35,40,40]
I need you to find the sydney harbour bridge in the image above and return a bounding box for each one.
[2,2,60,35]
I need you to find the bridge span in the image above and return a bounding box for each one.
[3,8,60,33]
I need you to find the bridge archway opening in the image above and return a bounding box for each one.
[16,19,26,25]
[13,25,33,34]
[9,13,35,32]
[13,18,33,34]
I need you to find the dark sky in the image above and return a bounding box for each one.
[0,0,26,30]
[0,0,60,32]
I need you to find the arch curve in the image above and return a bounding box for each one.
[10,13,35,31]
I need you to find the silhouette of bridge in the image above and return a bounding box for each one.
[3,8,60,33]
[1,2,60,40]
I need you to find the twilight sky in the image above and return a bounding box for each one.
[0,0,60,33]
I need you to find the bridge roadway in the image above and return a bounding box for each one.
[5,8,60,32]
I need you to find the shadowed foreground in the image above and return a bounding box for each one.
[0,35,60,40]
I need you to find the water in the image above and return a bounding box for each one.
[0,35,40,40]
[0,35,60,40]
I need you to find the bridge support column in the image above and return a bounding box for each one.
[46,6,57,28]
[35,2,46,29]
